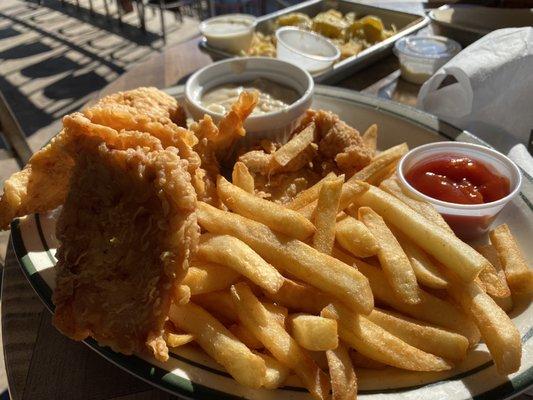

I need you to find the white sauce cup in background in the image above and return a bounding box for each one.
[185,57,314,153]
[200,14,256,54]
[276,27,340,74]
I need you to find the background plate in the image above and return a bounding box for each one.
[11,85,533,400]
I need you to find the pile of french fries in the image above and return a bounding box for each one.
[166,136,532,400]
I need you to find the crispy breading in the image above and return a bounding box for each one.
[0,87,207,228]
[189,91,259,204]
[298,109,373,175]
[53,132,198,362]
[91,87,187,127]
[83,89,209,200]
[0,131,73,230]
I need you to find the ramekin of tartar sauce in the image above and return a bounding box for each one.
[185,57,314,150]
[200,14,256,54]
[393,35,461,84]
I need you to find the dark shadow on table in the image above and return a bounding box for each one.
[0,42,51,60]
[0,75,54,137]
[20,55,80,78]
[18,0,164,48]
[0,26,20,39]
[43,71,109,100]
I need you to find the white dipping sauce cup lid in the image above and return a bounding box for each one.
[394,35,461,61]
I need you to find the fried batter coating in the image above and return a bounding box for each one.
[298,109,373,175]
[190,91,259,204]
[53,133,198,362]
[83,88,208,200]
[0,86,207,229]
[191,91,258,158]
[0,131,73,230]
[92,87,187,127]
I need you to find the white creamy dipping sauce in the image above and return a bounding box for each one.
[202,19,252,36]
[201,79,300,115]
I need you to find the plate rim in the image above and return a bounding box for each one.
[9,85,533,400]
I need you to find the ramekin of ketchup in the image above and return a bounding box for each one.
[397,142,522,239]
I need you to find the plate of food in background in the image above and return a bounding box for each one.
[198,0,429,83]
[1,56,532,400]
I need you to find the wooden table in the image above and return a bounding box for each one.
[2,19,531,400]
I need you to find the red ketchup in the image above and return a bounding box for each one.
[405,154,510,239]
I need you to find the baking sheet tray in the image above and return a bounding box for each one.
[198,0,429,84]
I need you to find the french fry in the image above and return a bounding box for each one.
[256,352,291,389]
[475,244,512,298]
[313,176,344,254]
[169,302,266,388]
[182,261,241,295]
[192,290,238,323]
[231,283,331,400]
[192,290,287,326]
[232,161,255,193]
[490,224,533,295]
[359,207,421,305]
[262,278,330,314]
[174,285,191,304]
[230,323,264,350]
[361,124,377,153]
[321,303,452,372]
[357,367,448,391]
[287,172,337,210]
[163,331,195,348]
[352,256,480,346]
[393,229,449,289]
[349,350,387,369]
[353,143,408,183]
[198,202,374,314]
[197,234,284,294]
[297,144,409,219]
[367,308,469,360]
[289,314,338,351]
[335,215,380,258]
[326,343,358,400]
[217,176,315,240]
[270,122,315,169]
[379,176,452,233]
[298,182,370,223]
[447,277,521,375]
[350,183,489,282]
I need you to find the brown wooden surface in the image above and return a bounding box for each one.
[2,7,531,400]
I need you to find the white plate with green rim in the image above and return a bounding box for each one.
[10,85,533,400]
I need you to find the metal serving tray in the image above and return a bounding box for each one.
[198,0,429,84]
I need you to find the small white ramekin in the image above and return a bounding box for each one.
[185,57,314,151]
[199,14,256,54]
[397,141,522,239]
[276,27,340,74]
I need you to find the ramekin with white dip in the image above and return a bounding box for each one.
[185,57,314,151]
[199,14,256,55]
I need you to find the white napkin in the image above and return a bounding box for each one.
[417,27,533,162]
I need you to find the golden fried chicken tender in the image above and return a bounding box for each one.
[53,132,198,362]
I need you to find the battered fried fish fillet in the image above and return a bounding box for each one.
[0,131,73,230]
[0,113,163,230]
[0,87,205,228]
[53,131,198,362]
[91,87,187,127]
[83,88,209,200]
